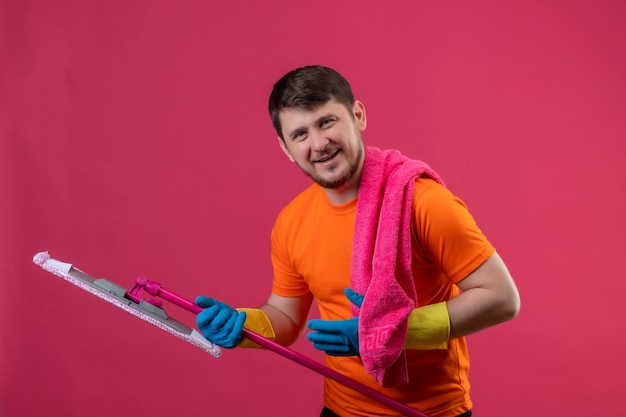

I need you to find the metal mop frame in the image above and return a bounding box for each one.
[33,251,429,417]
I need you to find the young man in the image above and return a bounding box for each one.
[196,65,520,417]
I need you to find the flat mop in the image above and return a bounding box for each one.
[33,251,429,417]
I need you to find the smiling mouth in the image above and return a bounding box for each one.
[315,150,340,163]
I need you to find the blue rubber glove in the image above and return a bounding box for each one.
[195,296,246,348]
[306,288,364,356]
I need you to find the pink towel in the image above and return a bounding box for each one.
[351,146,444,387]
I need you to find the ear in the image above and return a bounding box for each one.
[353,100,367,131]
[278,137,295,162]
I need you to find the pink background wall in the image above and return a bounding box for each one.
[2,1,625,416]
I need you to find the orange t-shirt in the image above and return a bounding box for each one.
[271,178,495,417]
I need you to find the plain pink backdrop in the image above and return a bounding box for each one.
[1,1,625,416]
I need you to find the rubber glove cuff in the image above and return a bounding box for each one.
[404,301,450,350]
[236,308,276,349]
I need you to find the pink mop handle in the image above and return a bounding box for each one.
[237,330,429,417]
[155,286,429,417]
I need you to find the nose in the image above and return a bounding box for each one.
[309,129,329,152]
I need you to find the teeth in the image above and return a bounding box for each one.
[317,151,338,163]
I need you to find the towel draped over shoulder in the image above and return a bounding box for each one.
[351,146,444,387]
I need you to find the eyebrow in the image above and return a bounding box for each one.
[287,113,338,140]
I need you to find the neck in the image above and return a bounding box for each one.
[323,184,358,205]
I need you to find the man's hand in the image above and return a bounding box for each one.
[195,296,246,348]
[306,288,364,356]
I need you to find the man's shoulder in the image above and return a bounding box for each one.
[414,176,446,196]
[278,183,322,217]
[412,177,457,210]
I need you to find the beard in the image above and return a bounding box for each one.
[302,144,363,189]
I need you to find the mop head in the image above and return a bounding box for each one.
[33,251,221,358]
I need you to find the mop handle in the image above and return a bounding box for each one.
[145,281,430,417]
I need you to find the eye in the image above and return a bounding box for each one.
[291,130,307,141]
[320,118,335,128]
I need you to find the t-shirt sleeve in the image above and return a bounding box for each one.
[270,214,312,297]
[412,178,496,284]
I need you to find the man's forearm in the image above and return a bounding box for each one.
[259,303,305,346]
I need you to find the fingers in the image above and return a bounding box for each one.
[307,319,339,333]
[195,298,246,348]
[195,295,217,308]
[306,331,351,356]
[307,330,348,352]
[307,332,345,345]
[233,310,247,333]
[196,305,221,331]
[306,319,343,345]
[197,309,243,347]
[307,319,350,355]
[344,288,364,308]
[307,316,360,357]
[212,304,237,330]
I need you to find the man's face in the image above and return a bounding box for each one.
[278,99,367,190]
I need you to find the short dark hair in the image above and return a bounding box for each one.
[269,65,356,140]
